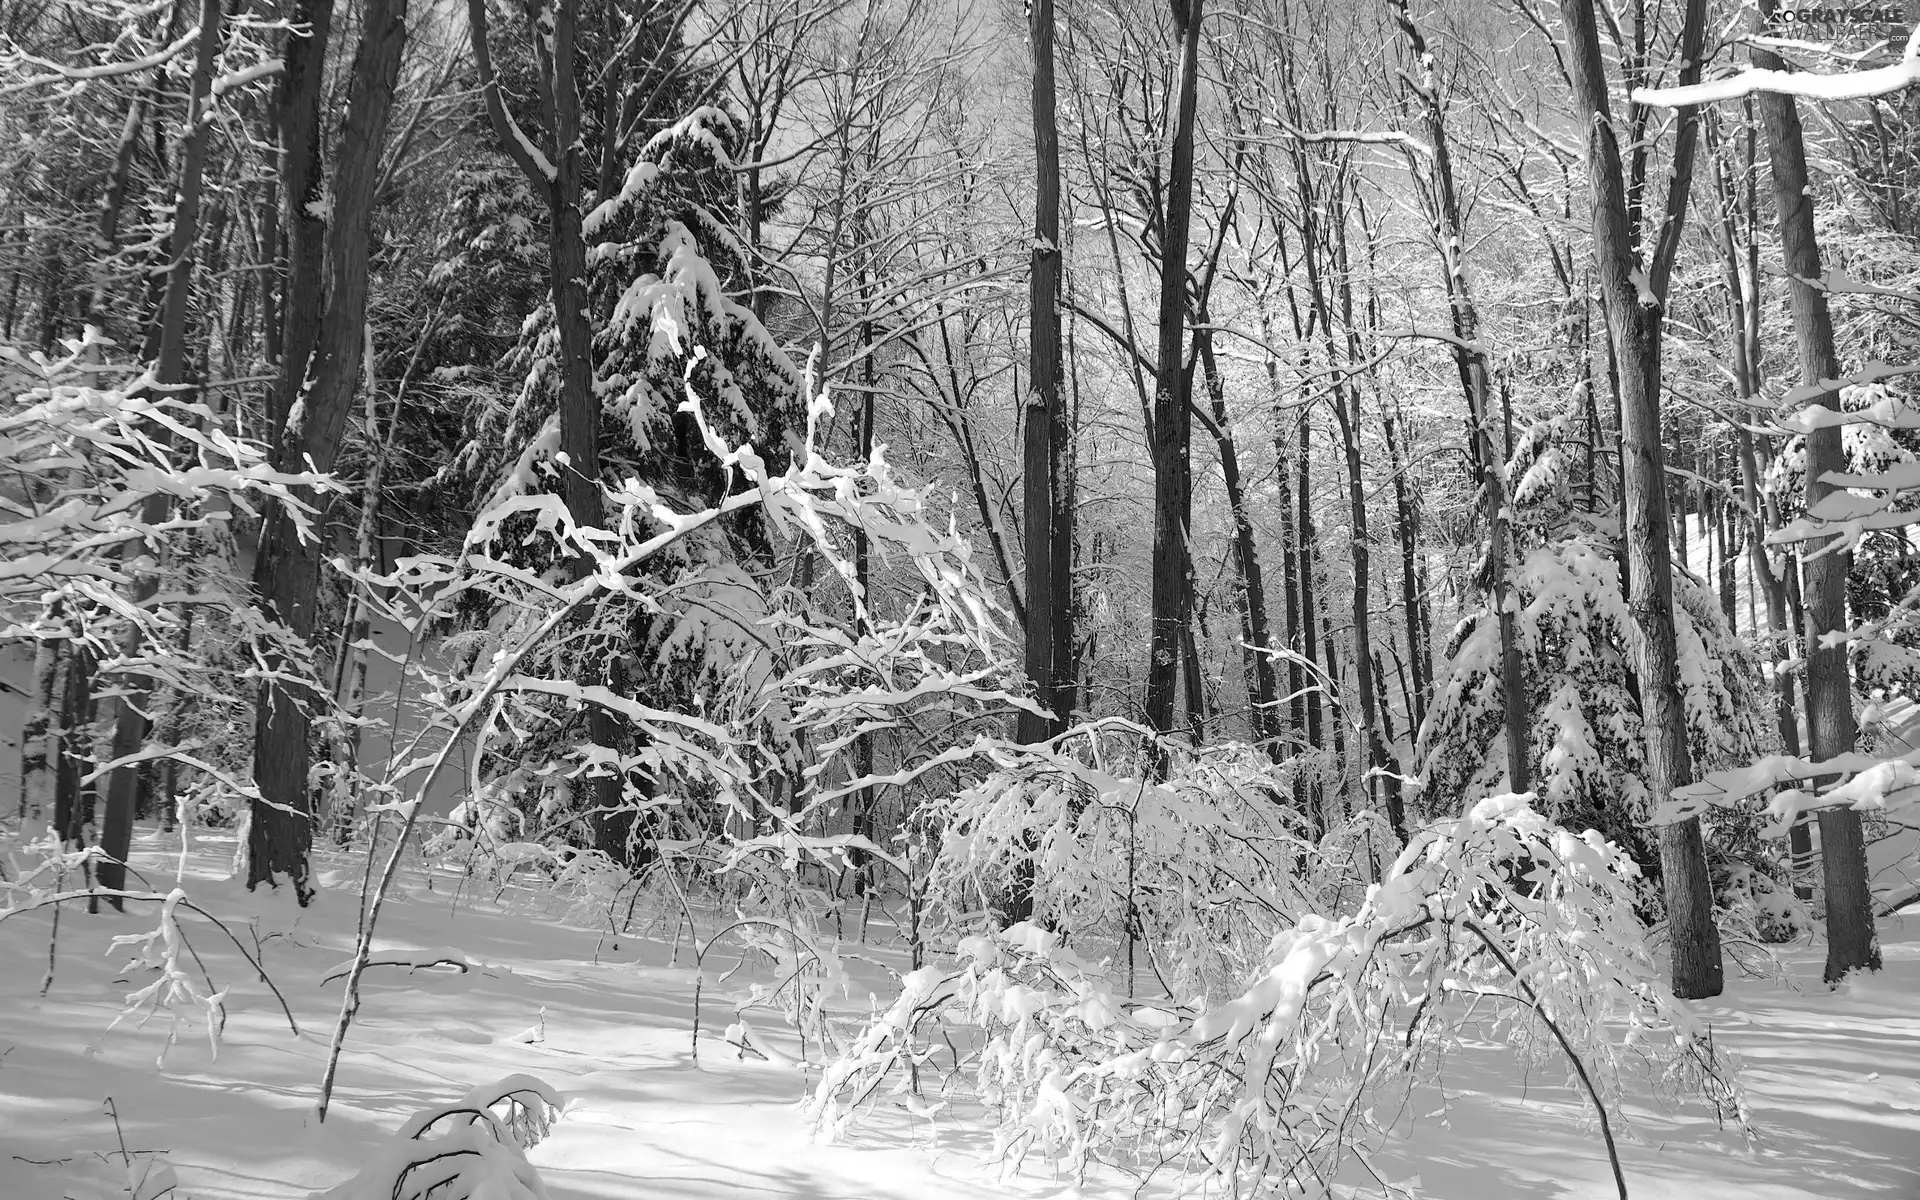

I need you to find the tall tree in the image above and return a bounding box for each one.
[250,0,412,901]
[467,0,623,860]
[1141,0,1203,760]
[1389,0,1527,796]
[1558,0,1723,998]
[1750,0,1881,981]
[96,0,226,904]
[1019,0,1072,747]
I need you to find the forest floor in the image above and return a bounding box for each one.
[0,828,1915,1200]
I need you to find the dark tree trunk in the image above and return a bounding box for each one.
[1328,386,1395,833]
[1560,0,1723,998]
[850,306,879,892]
[98,0,226,905]
[269,0,335,435]
[21,629,61,824]
[250,0,410,902]
[2,228,20,338]
[1380,396,1426,734]
[1753,2,1880,980]
[54,642,99,914]
[1270,354,1309,811]
[469,0,623,860]
[1142,0,1203,763]
[37,248,64,354]
[1019,0,1072,746]
[1391,0,1525,795]
[81,85,150,333]
[1199,334,1280,757]
[1182,602,1209,741]
[1298,413,1325,820]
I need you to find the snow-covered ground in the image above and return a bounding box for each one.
[1,828,1915,1200]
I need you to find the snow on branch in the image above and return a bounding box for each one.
[1632,23,1920,105]
[0,26,201,95]
[1667,746,1920,833]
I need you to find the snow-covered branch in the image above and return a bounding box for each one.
[1633,23,1920,105]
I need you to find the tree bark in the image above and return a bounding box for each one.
[468,0,622,860]
[1198,334,1280,756]
[269,0,335,436]
[1297,411,1325,821]
[1715,156,1811,884]
[1380,394,1426,735]
[1751,3,1880,979]
[1390,0,1525,795]
[1560,0,1723,998]
[1142,0,1203,763]
[98,0,226,904]
[53,642,94,854]
[1019,0,1072,746]
[250,0,410,901]
[80,84,150,335]
[20,627,61,825]
[1328,379,1394,833]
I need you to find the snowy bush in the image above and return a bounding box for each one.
[0,332,324,839]
[1423,533,1765,867]
[312,1074,562,1200]
[910,722,1329,997]
[811,793,1746,1193]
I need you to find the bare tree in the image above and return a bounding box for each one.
[1557,0,1723,998]
[250,0,412,900]
[96,0,226,903]
[1749,0,1880,981]
[1142,0,1203,762]
[1019,0,1072,748]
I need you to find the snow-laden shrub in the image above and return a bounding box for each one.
[1422,416,1774,931]
[1423,530,1764,864]
[911,721,1381,999]
[810,794,1746,1193]
[312,1075,562,1200]
[0,332,324,842]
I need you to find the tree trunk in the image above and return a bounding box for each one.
[1266,334,1309,811]
[1723,243,1811,888]
[20,628,61,825]
[53,642,95,873]
[81,85,150,334]
[1199,333,1280,756]
[1328,385,1395,833]
[1298,412,1326,820]
[250,0,410,901]
[1142,0,1203,762]
[1019,0,1072,746]
[1391,0,1525,794]
[36,247,64,353]
[471,0,633,861]
[97,0,226,904]
[850,296,879,892]
[269,0,334,435]
[1560,0,1723,998]
[1182,601,1209,741]
[1380,395,1426,734]
[553,5,623,861]
[1752,2,1880,979]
